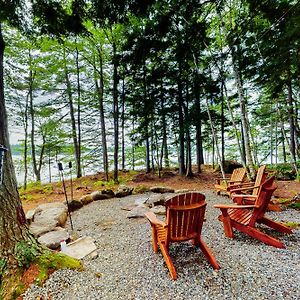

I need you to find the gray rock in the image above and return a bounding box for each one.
[63,236,97,259]
[26,209,35,224]
[38,227,70,250]
[145,194,165,208]
[149,186,175,193]
[90,191,110,201]
[68,199,83,212]
[121,204,137,211]
[29,222,57,237]
[150,205,166,215]
[29,202,68,237]
[101,189,115,198]
[175,189,193,194]
[126,205,149,218]
[115,185,134,198]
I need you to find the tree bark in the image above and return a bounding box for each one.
[112,41,119,182]
[205,95,225,178]
[75,46,82,178]
[232,52,255,179]
[160,81,170,168]
[28,50,41,182]
[193,69,204,173]
[63,47,81,178]
[0,23,34,296]
[121,77,125,171]
[286,60,298,175]
[177,61,186,176]
[94,50,108,181]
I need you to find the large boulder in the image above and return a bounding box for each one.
[90,191,110,201]
[115,185,134,198]
[29,202,68,237]
[80,195,93,205]
[38,227,70,250]
[101,189,115,198]
[149,186,175,194]
[145,194,166,208]
[68,199,83,212]
[215,160,243,173]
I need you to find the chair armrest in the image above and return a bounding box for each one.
[214,204,258,209]
[144,211,167,227]
[231,194,258,199]
[228,182,254,189]
[228,180,243,184]
[230,185,260,193]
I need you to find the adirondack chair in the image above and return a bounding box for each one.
[214,167,246,196]
[145,192,220,280]
[214,176,292,248]
[229,165,267,203]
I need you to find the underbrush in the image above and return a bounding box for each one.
[1,241,83,299]
[267,163,300,181]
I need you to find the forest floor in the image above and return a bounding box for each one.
[21,166,300,213]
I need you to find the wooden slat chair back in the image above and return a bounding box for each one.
[166,193,206,243]
[215,176,293,248]
[145,192,220,280]
[252,165,268,196]
[229,165,267,198]
[214,167,246,196]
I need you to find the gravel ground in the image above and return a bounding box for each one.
[24,190,300,300]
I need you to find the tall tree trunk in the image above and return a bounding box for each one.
[28,50,40,182]
[221,82,225,167]
[160,81,169,168]
[143,61,151,173]
[177,61,186,176]
[286,61,298,175]
[0,23,34,297]
[112,42,119,182]
[121,77,125,171]
[75,46,82,178]
[132,119,135,171]
[184,83,193,177]
[94,50,108,181]
[23,92,29,189]
[193,69,204,173]
[63,47,81,178]
[205,95,225,178]
[232,53,255,179]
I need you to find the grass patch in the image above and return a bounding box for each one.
[93,179,116,189]
[19,182,54,202]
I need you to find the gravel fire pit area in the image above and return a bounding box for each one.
[24,191,300,300]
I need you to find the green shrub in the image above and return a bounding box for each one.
[15,241,39,268]
[289,202,300,210]
[268,163,297,180]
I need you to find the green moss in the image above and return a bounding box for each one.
[283,221,299,229]
[11,283,24,299]
[276,198,291,204]
[35,251,83,285]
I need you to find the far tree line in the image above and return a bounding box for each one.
[3,0,300,187]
